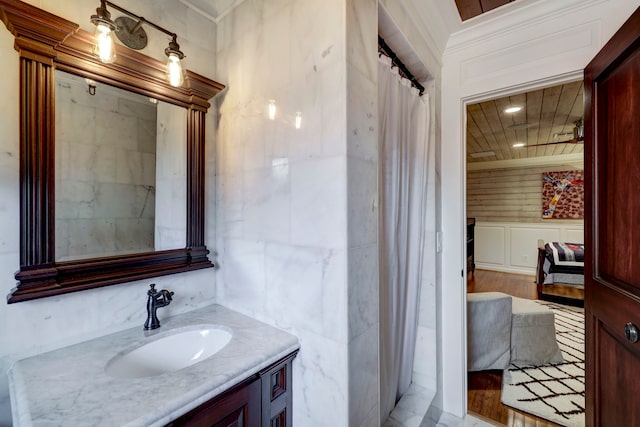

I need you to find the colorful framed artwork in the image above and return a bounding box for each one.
[542,170,584,219]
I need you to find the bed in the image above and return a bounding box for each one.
[536,239,584,306]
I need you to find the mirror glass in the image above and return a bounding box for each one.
[54,70,186,261]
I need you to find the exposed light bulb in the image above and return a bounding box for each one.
[268,100,276,120]
[166,53,184,87]
[504,106,522,113]
[94,23,116,63]
[295,112,302,129]
[513,142,526,148]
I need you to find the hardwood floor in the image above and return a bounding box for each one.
[467,269,539,300]
[466,269,564,427]
[468,371,559,427]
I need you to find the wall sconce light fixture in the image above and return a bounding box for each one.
[85,78,97,96]
[165,36,185,87]
[295,112,302,129]
[90,0,186,87]
[90,0,116,63]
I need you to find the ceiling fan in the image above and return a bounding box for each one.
[521,118,584,147]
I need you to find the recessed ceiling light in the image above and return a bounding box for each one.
[513,143,526,148]
[504,106,522,113]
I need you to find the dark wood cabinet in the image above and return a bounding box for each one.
[260,353,295,427]
[168,376,260,427]
[167,351,298,427]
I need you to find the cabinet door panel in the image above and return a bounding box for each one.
[212,406,245,427]
[169,378,260,427]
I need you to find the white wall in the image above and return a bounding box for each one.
[0,1,218,424]
[475,221,584,274]
[440,0,640,417]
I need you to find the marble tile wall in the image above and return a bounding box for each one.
[155,102,187,251]
[0,20,20,426]
[0,1,217,424]
[55,73,157,260]
[0,0,441,425]
[214,0,378,425]
[216,0,386,425]
[346,0,380,426]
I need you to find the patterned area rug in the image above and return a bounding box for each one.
[501,301,585,427]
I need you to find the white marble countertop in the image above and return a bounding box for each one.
[8,304,300,427]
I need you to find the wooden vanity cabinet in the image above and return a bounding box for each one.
[259,351,295,426]
[167,376,260,427]
[167,351,298,427]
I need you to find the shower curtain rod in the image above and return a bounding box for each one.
[378,35,425,96]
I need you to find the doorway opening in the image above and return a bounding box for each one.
[463,77,586,426]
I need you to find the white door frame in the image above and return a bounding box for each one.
[457,69,585,416]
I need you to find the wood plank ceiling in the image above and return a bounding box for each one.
[455,1,585,163]
[455,0,518,21]
[467,81,584,163]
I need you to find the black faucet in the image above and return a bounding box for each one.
[144,283,174,330]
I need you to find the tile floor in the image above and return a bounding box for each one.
[382,384,435,427]
[382,383,495,427]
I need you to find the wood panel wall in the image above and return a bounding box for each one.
[467,160,584,223]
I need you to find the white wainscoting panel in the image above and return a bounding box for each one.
[566,228,585,243]
[510,227,560,268]
[474,226,504,265]
[474,221,584,274]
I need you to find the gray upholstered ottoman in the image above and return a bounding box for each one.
[467,292,512,371]
[510,297,563,365]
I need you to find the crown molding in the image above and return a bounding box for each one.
[179,0,248,24]
[467,152,584,171]
[446,0,607,55]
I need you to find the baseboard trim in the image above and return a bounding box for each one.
[474,264,536,276]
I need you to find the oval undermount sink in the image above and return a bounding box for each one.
[105,324,232,378]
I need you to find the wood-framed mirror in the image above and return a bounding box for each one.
[0,0,224,303]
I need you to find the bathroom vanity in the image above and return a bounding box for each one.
[8,305,299,426]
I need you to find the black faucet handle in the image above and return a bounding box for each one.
[148,283,157,295]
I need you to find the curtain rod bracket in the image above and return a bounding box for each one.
[378,35,425,96]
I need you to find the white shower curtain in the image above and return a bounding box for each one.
[378,55,432,421]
